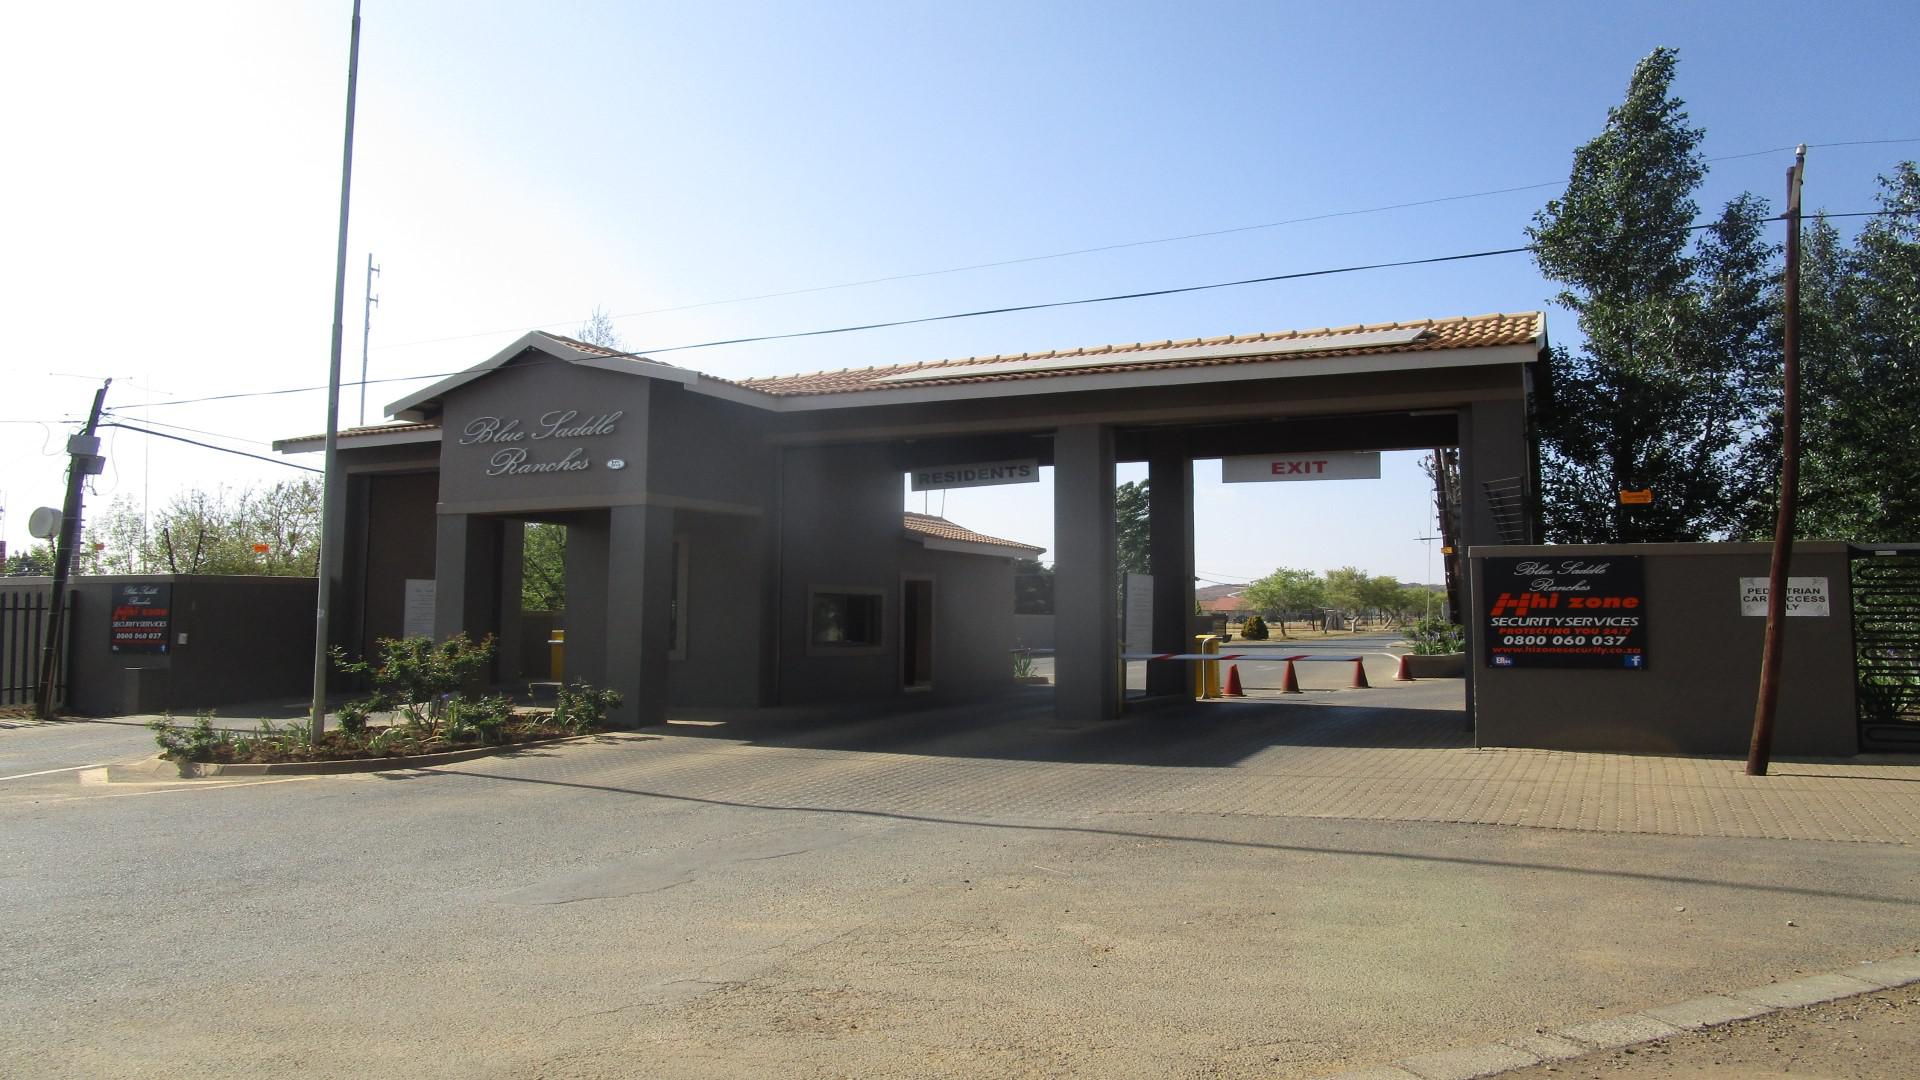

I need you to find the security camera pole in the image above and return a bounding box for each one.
[37,379,112,720]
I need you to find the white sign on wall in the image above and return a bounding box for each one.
[1124,573,1153,649]
[403,579,437,639]
[1739,576,1830,617]
[910,459,1040,491]
[1221,451,1382,483]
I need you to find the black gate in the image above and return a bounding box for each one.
[1,588,70,710]
[1852,549,1920,752]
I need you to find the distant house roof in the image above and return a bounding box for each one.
[902,512,1045,558]
[1198,593,1252,614]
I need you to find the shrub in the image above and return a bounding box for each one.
[149,711,231,763]
[445,694,517,744]
[552,680,624,734]
[1240,615,1269,641]
[1012,647,1035,679]
[1408,618,1465,655]
[331,633,496,733]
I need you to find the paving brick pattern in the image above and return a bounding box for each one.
[438,699,1920,845]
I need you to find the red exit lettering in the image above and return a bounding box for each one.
[1271,460,1329,475]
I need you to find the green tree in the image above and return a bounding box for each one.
[522,523,567,610]
[4,543,56,576]
[1114,479,1150,577]
[1358,573,1406,626]
[1791,165,1920,540]
[1323,566,1369,627]
[1242,566,1324,635]
[1529,48,1779,543]
[83,480,322,575]
[1013,557,1053,615]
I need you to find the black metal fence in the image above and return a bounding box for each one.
[1,588,69,709]
[1852,553,1920,752]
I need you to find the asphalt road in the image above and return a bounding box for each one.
[2,701,1914,1079]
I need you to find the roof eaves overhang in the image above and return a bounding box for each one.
[273,425,444,455]
[384,332,699,422]
[910,535,1046,559]
[765,341,1543,412]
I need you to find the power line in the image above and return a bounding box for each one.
[97,422,323,473]
[125,207,1914,413]
[373,138,1920,353]
[100,410,275,447]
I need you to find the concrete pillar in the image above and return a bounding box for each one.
[1458,396,1533,733]
[605,502,675,727]
[1052,424,1117,724]
[495,524,525,682]
[433,513,501,643]
[1147,449,1195,698]
[563,512,610,692]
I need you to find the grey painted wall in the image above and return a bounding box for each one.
[36,575,317,717]
[1470,544,1858,757]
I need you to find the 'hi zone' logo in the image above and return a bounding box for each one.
[1488,592,1558,617]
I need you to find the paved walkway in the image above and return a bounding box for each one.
[434,687,1919,847]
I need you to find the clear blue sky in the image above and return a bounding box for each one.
[5,1,1916,585]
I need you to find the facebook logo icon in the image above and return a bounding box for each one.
[1624,655,1644,669]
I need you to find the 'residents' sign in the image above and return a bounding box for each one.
[1483,556,1647,669]
[110,583,173,654]
[1221,451,1381,482]
[910,459,1039,492]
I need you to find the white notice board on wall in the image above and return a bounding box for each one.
[1124,574,1153,649]
[1738,577,1830,617]
[403,579,437,639]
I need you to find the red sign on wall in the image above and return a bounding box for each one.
[110,583,172,654]
[1483,556,1646,669]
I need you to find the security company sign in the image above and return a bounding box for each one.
[110,583,173,654]
[1222,451,1381,483]
[911,459,1039,492]
[1483,556,1647,669]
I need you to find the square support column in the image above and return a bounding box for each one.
[1052,424,1117,724]
[1147,450,1196,698]
[604,502,675,728]
[434,512,504,684]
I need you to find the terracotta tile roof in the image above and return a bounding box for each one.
[279,421,443,445]
[903,512,1046,556]
[538,332,683,367]
[736,312,1542,397]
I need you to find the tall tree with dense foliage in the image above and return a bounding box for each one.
[1529,48,1778,543]
[1791,165,1920,541]
[81,480,322,575]
[1114,480,1150,577]
[1242,566,1324,634]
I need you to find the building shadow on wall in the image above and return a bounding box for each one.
[653,685,1469,768]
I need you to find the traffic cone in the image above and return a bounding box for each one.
[1394,654,1414,681]
[1280,660,1301,694]
[1350,658,1371,689]
[1224,665,1245,697]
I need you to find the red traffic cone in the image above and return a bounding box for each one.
[1350,657,1371,689]
[1394,654,1415,681]
[1280,660,1301,694]
[1224,664,1245,697]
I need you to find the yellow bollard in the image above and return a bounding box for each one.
[1193,634,1221,698]
[548,629,566,682]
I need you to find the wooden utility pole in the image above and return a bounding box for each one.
[1748,144,1807,777]
[36,379,111,720]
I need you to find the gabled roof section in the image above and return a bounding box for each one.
[903,512,1045,558]
[385,331,697,422]
[736,312,1542,398]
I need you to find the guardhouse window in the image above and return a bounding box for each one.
[809,587,883,650]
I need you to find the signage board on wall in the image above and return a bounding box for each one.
[1483,556,1647,669]
[109,583,172,654]
[1739,577,1830,617]
[910,459,1039,491]
[403,579,436,640]
[1124,574,1153,649]
[1221,451,1381,483]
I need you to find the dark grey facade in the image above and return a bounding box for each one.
[279,314,1547,727]
[1470,543,1860,756]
